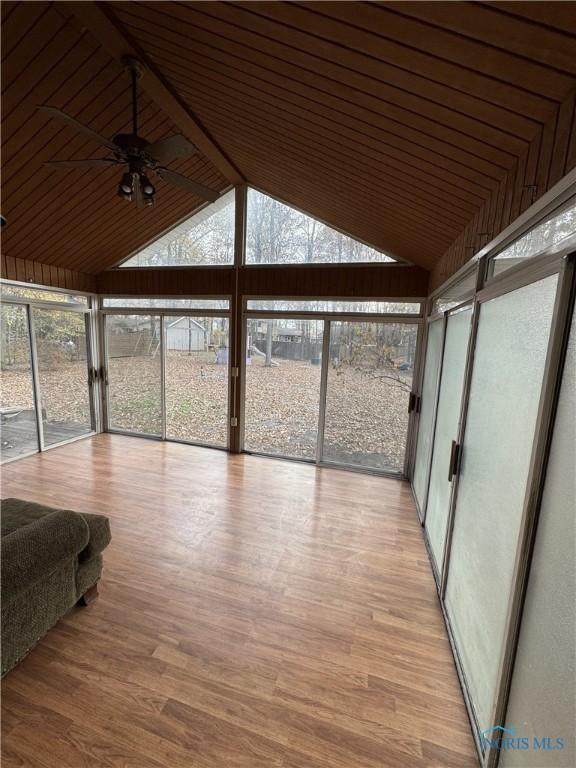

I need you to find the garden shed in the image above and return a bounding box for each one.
[165,317,206,352]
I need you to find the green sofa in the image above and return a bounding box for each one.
[1,498,111,676]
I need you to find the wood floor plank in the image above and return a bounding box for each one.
[1,434,478,767]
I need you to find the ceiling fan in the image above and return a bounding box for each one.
[39,57,219,207]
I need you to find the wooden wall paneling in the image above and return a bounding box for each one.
[152,1,540,146]
[549,89,576,186]
[2,1,576,280]
[151,42,505,195]
[510,146,530,224]
[234,0,555,123]
[0,2,50,62]
[386,1,576,75]
[117,2,528,162]
[0,256,96,292]
[96,267,235,297]
[238,265,429,299]
[96,265,428,299]
[535,117,559,198]
[566,98,576,174]
[178,75,476,229]
[429,88,576,290]
[306,2,574,100]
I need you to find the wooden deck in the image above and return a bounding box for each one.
[1,434,478,767]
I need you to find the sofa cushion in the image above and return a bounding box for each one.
[1,498,66,537]
[2,499,111,561]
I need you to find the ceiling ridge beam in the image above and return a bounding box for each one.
[65,1,244,185]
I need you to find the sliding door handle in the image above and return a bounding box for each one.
[408,393,421,414]
[448,440,461,482]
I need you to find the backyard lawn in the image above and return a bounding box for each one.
[1,353,412,470]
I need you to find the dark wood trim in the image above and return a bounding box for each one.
[96,264,429,299]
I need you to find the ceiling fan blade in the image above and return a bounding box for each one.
[38,106,118,152]
[155,167,219,203]
[45,158,120,169]
[146,134,196,163]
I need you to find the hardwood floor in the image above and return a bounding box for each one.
[1,435,478,767]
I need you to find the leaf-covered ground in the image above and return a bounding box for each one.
[1,353,412,470]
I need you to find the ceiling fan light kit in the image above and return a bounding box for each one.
[39,57,219,208]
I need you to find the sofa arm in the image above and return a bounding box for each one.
[1,510,89,607]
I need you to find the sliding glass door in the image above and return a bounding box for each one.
[0,303,38,461]
[165,316,230,447]
[105,314,162,436]
[32,308,93,447]
[0,295,95,462]
[424,305,472,576]
[242,308,421,474]
[444,274,559,732]
[104,311,230,447]
[243,318,324,459]
[321,321,417,472]
[412,317,444,513]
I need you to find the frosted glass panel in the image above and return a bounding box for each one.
[412,319,444,513]
[500,305,575,768]
[425,307,472,573]
[445,274,558,732]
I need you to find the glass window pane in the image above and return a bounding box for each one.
[165,317,229,447]
[102,297,229,310]
[490,197,576,278]
[246,299,420,314]
[432,268,477,314]
[246,189,396,265]
[500,304,576,768]
[0,283,87,304]
[119,191,234,267]
[244,318,323,459]
[425,307,472,573]
[412,318,444,511]
[445,274,558,731]
[106,314,162,435]
[0,304,38,461]
[322,321,417,472]
[33,308,93,446]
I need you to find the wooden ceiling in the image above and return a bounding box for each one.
[2,1,576,276]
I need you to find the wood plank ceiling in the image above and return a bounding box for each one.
[2,1,576,276]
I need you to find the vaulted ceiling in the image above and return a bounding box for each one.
[2,1,576,277]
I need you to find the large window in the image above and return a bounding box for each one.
[489,196,576,279]
[246,299,420,314]
[119,191,235,267]
[246,189,396,265]
[102,297,229,310]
